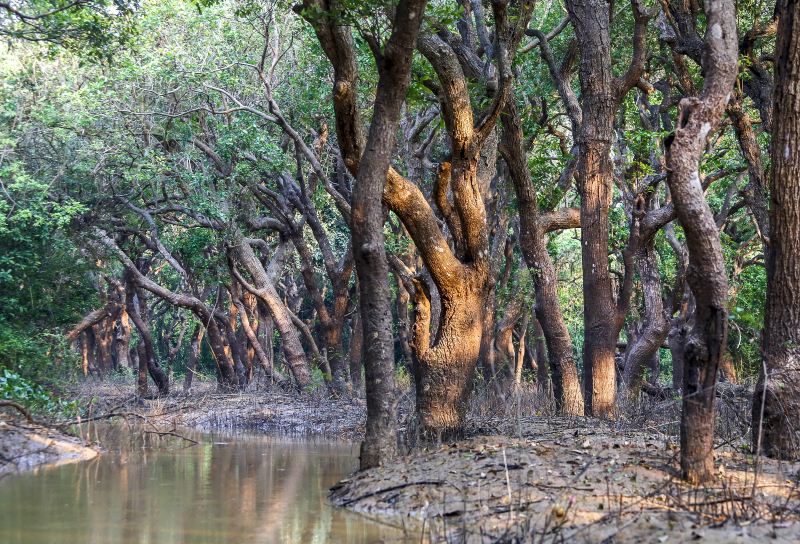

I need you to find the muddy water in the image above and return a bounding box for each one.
[0,426,405,543]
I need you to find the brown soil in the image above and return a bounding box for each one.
[73,380,380,440]
[0,415,98,476]
[331,416,800,543]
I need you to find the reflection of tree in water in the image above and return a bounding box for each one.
[0,429,399,544]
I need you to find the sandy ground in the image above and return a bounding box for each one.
[0,415,98,476]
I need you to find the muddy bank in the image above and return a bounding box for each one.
[331,418,800,543]
[73,382,387,441]
[0,415,98,476]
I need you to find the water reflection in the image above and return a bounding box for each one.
[0,426,405,543]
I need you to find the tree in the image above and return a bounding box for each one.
[753,0,800,460]
[564,0,652,418]
[664,0,738,483]
[300,0,428,467]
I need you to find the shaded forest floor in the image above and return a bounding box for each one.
[65,379,800,542]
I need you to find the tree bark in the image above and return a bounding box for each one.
[184,323,204,391]
[623,243,670,395]
[125,277,170,396]
[753,0,800,460]
[229,228,311,388]
[350,0,427,468]
[500,100,584,415]
[566,0,617,418]
[349,307,364,396]
[664,0,738,483]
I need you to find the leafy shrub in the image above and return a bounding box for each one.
[0,368,79,417]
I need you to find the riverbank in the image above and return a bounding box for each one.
[332,417,800,543]
[71,380,383,440]
[0,413,98,477]
[50,380,800,542]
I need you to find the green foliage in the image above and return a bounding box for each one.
[0,0,140,61]
[0,368,79,416]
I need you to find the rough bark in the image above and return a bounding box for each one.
[351,0,427,468]
[229,228,311,388]
[500,100,584,415]
[622,243,670,395]
[567,0,617,418]
[664,0,738,483]
[349,307,364,396]
[753,0,800,460]
[727,94,770,249]
[183,323,204,391]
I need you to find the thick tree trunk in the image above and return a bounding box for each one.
[349,308,364,396]
[567,0,617,418]
[753,0,800,460]
[350,0,427,467]
[665,0,737,483]
[412,270,488,439]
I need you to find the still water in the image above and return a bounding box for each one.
[0,426,404,543]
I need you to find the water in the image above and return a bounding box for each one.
[0,426,404,543]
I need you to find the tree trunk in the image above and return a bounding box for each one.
[125,283,169,396]
[623,244,670,395]
[533,317,551,399]
[566,0,618,418]
[114,310,132,371]
[395,274,414,370]
[753,0,800,460]
[229,228,311,388]
[515,313,530,388]
[412,269,488,439]
[500,100,584,415]
[349,308,364,396]
[234,296,285,384]
[664,0,737,483]
[184,324,204,391]
[136,341,148,398]
[349,0,427,467]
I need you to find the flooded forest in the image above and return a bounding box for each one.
[1,0,799,542]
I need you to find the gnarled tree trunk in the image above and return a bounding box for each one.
[664,0,738,483]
